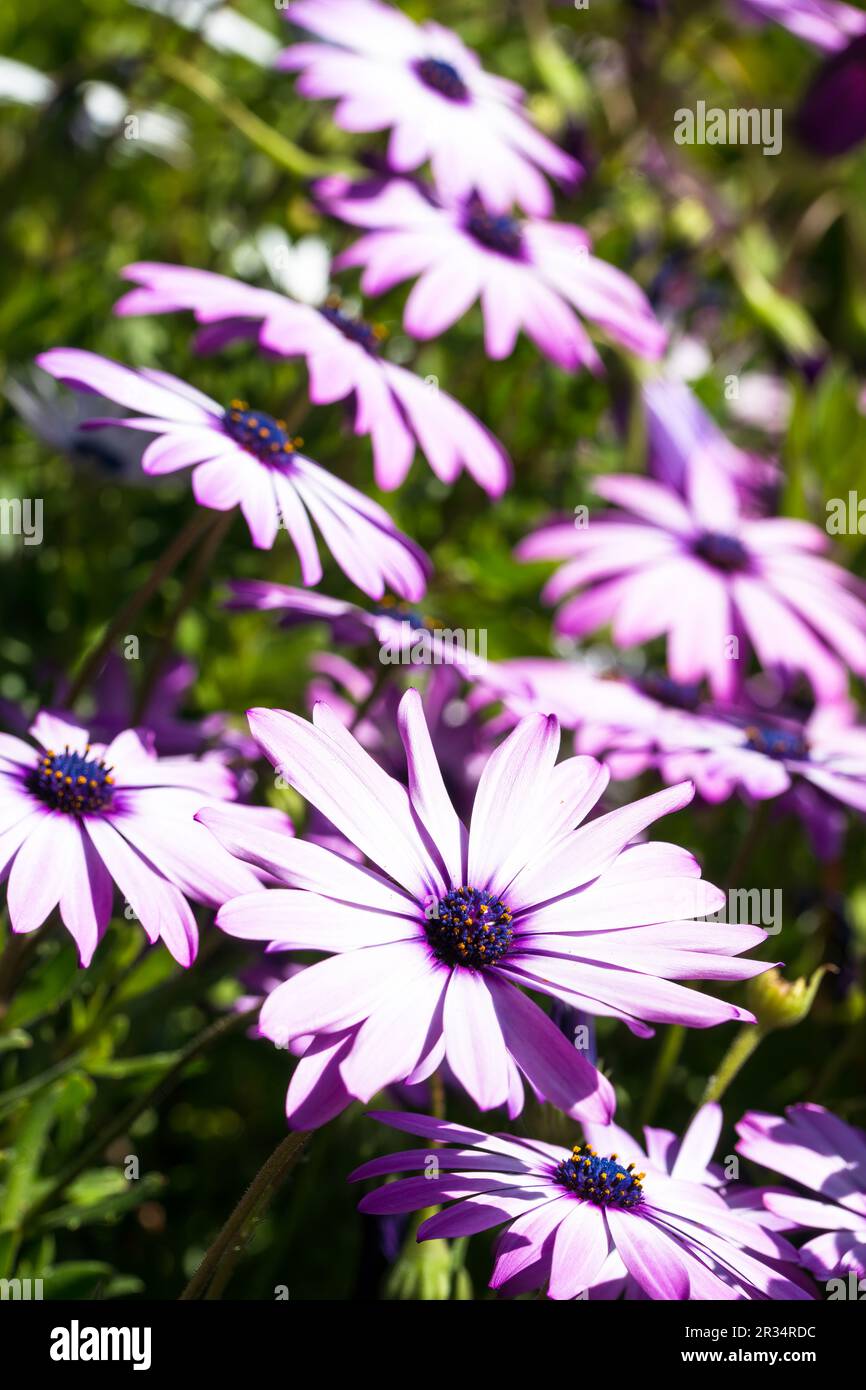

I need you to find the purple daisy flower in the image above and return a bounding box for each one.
[578,1105,816,1297]
[197,689,769,1129]
[351,1110,813,1300]
[114,262,511,495]
[737,1104,866,1280]
[316,176,667,370]
[276,0,580,216]
[517,470,866,701]
[0,711,277,967]
[35,348,429,601]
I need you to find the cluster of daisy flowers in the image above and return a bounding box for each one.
[7,0,866,1303]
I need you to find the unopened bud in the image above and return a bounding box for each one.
[746,965,834,1032]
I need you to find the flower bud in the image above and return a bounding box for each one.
[746,965,834,1032]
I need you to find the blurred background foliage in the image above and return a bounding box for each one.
[1,0,865,1300]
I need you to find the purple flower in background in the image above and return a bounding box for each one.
[226,580,494,682]
[351,1110,813,1300]
[277,0,580,215]
[317,176,667,370]
[75,653,238,757]
[797,34,866,155]
[473,656,698,781]
[198,690,769,1129]
[477,658,866,854]
[643,377,780,516]
[737,1104,866,1279]
[738,2,866,154]
[517,470,866,701]
[0,711,274,966]
[658,700,866,814]
[36,348,429,601]
[738,0,866,51]
[114,262,511,495]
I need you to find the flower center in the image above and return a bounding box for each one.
[425,885,513,968]
[414,57,469,103]
[223,402,302,464]
[693,531,750,573]
[464,198,524,259]
[321,299,385,355]
[744,722,809,761]
[371,595,440,633]
[27,746,115,815]
[555,1144,646,1209]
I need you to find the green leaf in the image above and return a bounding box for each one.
[3,943,80,1030]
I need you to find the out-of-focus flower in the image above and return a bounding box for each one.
[115,262,510,494]
[726,372,793,436]
[74,81,191,166]
[796,34,866,155]
[738,2,866,154]
[226,580,495,682]
[36,348,429,600]
[517,470,866,702]
[130,0,282,66]
[198,690,768,1129]
[230,227,331,306]
[478,657,866,851]
[643,377,780,515]
[5,372,149,482]
[737,1104,866,1279]
[737,0,866,52]
[0,56,56,106]
[316,175,667,370]
[473,656,701,781]
[658,700,866,813]
[0,711,277,966]
[276,0,580,214]
[74,653,241,758]
[351,1110,813,1300]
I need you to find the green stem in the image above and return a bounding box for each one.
[156,53,363,179]
[700,1025,765,1106]
[133,511,232,722]
[640,1024,685,1126]
[724,801,768,893]
[64,508,214,707]
[180,1130,310,1300]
